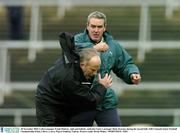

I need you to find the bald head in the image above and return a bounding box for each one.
[86,55,101,70]
[79,48,101,79]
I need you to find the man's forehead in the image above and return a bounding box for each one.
[87,56,101,65]
[89,18,104,23]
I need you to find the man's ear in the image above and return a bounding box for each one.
[80,62,84,67]
[103,27,106,32]
[80,61,86,69]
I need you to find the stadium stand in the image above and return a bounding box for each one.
[0,0,180,126]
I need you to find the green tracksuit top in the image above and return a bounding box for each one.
[74,30,140,110]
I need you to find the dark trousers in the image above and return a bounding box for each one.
[35,100,71,126]
[70,108,121,126]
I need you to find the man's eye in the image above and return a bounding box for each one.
[98,26,103,28]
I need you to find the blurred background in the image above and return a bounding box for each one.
[0,0,180,126]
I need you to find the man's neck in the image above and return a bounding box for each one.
[95,37,104,45]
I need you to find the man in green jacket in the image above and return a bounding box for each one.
[70,11,141,126]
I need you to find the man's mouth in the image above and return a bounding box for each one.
[93,34,99,38]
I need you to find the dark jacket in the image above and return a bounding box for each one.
[35,32,106,115]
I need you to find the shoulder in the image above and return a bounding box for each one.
[47,60,73,81]
[74,30,90,42]
[75,32,84,38]
[104,32,120,45]
[104,32,123,50]
[75,30,87,38]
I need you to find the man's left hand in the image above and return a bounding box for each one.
[94,42,109,52]
[130,73,141,84]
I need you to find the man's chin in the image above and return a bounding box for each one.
[92,37,100,42]
[86,75,94,80]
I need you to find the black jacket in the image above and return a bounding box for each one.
[35,32,106,114]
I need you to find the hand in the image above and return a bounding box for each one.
[130,73,141,84]
[98,73,112,88]
[93,42,109,52]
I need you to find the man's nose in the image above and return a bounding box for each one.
[93,71,97,75]
[94,27,99,32]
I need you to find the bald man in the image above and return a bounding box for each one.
[35,48,112,126]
